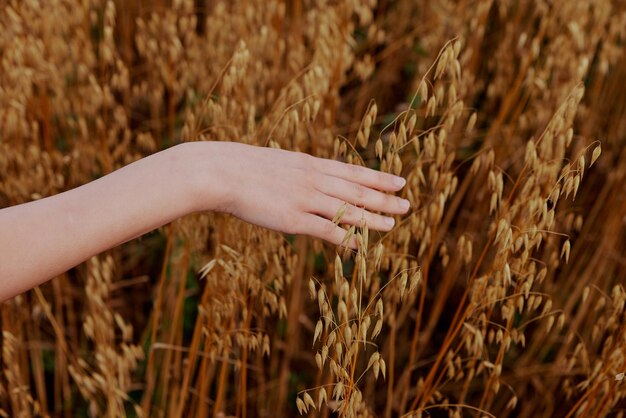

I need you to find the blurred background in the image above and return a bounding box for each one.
[1,0,626,417]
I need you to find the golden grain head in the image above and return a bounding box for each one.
[2,0,625,417]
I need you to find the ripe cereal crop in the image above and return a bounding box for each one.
[1,1,626,417]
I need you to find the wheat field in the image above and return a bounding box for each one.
[1,0,626,417]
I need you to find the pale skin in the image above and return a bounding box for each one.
[0,141,409,301]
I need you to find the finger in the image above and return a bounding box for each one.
[309,193,396,232]
[300,213,358,249]
[315,173,410,215]
[312,158,406,192]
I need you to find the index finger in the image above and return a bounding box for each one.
[313,158,406,192]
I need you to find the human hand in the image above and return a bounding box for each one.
[185,141,410,249]
[0,140,408,299]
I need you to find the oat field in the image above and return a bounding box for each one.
[1,0,626,417]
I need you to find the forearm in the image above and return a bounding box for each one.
[0,143,201,301]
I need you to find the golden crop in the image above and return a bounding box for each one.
[1,1,626,417]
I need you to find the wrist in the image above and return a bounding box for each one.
[169,141,231,214]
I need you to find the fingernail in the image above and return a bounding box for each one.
[394,177,406,187]
[400,199,410,210]
[385,216,395,227]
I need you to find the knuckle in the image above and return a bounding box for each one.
[351,206,367,226]
[353,183,367,200]
[323,220,337,237]
[282,213,301,234]
[349,163,362,177]
[386,194,400,209]
[298,151,314,167]
[299,159,319,182]
[378,171,390,184]
[374,191,388,208]
[362,211,375,228]
[343,204,358,221]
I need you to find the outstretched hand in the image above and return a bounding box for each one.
[186,141,410,249]
[0,140,410,300]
